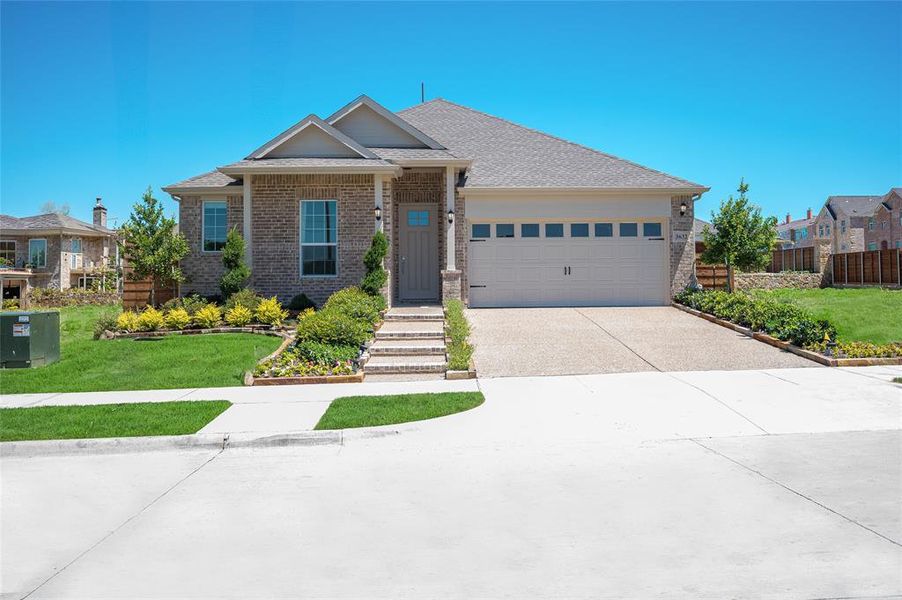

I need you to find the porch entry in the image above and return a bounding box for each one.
[398,203,439,301]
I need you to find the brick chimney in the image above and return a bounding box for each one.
[785,213,791,224]
[806,207,812,220]
[93,197,107,228]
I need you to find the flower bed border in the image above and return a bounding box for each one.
[672,302,902,367]
[103,326,289,339]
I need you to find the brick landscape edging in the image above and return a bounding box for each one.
[104,326,288,339]
[672,302,902,367]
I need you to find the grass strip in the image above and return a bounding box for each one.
[314,392,484,430]
[0,400,231,442]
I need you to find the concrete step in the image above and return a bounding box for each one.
[364,355,447,374]
[375,320,444,340]
[368,339,446,356]
[384,306,444,322]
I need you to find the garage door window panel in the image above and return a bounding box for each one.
[521,224,540,238]
[472,224,491,239]
[620,223,638,237]
[595,223,613,237]
[570,223,589,238]
[545,224,564,238]
[643,223,663,237]
[496,224,515,238]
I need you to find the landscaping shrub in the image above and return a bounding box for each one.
[225,304,254,327]
[137,306,165,331]
[295,308,371,347]
[293,340,360,365]
[254,297,288,326]
[444,299,474,370]
[225,288,261,312]
[2,299,20,311]
[116,310,141,332]
[288,293,316,311]
[323,287,384,326]
[219,228,251,299]
[806,340,902,359]
[674,289,836,349]
[193,304,222,329]
[254,348,356,378]
[360,231,388,297]
[162,294,208,316]
[93,308,121,339]
[164,307,191,330]
[29,287,119,308]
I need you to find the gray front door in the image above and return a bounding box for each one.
[398,204,439,301]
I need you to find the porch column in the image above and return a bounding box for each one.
[446,166,456,270]
[374,174,383,233]
[243,174,252,266]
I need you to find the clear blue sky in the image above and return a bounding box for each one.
[2,1,899,226]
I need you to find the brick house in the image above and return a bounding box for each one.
[0,199,117,300]
[864,188,902,251]
[818,195,886,253]
[164,96,708,307]
[776,209,815,249]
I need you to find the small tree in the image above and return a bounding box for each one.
[361,231,388,296]
[119,186,189,305]
[40,200,70,215]
[220,227,251,298]
[702,179,778,289]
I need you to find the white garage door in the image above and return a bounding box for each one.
[468,221,669,307]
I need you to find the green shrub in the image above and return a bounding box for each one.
[295,308,371,347]
[254,348,356,378]
[361,232,388,297]
[137,306,165,331]
[162,294,208,316]
[323,287,384,325]
[193,304,222,329]
[225,304,254,327]
[288,293,316,311]
[445,299,474,370]
[116,310,141,332]
[255,297,288,326]
[164,307,192,330]
[2,299,20,311]
[807,340,902,358]
[219,228,251,299]
[293,340,360,365]
[93,308,121,339]
[225,288,261,312]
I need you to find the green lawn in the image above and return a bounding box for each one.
[315,392,485,430]
[756,288,902,344]
[0,305,282,394]
[0,400,231,441]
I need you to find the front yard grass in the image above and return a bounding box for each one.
[755,288,902,344]
[314,391,484,430]
[0,400,231,441]
[0,305,282,394]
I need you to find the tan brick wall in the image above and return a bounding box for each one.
[179,195,244,297]
[453,187,467,303]
[670,195,695,296]
[866,196,901,250]
[390,169,445,303]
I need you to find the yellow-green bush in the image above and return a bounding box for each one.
[138,306,165,331]
[225,304,253,326]
[193,304,222,329]
[255,297,288,326]
[116,310,141,332]
[164,307,191,330]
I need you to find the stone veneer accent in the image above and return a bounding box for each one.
[734,271,823,290]
[670,195,695,296]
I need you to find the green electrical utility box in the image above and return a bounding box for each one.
[0,311,60,368]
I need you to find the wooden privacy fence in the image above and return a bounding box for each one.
[768,247,816,273]
[832,249,901,287]
[122,277,177,309]
[695,263,731,291]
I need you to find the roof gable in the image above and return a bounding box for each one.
[327,95,444,149]
[246,115,376,160]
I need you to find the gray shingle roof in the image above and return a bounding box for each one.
[694,218,716,238]
[165,169,241,190]
[0,212,114,235]
[398,99,706,190]
[368,147,461,161]
[219,158,395,171]
[826,195,884,217]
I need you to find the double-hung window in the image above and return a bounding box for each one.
[202,201,228,252]
[70,238,82,269]
[0,240,15,265]
[28,239,47,268]
[301,200,337,276]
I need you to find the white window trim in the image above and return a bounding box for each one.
[201,200,228,254]
[300,199,339,279]
[0,239,16,264]
[28,238,47,268]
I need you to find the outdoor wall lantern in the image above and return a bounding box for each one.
[374,206,382,221]
[447,209,455,224]
[679,201,688,216]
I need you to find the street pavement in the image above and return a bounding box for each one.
[2,365,901,599]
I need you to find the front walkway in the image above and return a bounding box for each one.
[467,306,816,377]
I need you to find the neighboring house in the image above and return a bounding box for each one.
[163,95,707,308]
[0,199,117,300]
[821,195,885,253]
[693,218,716,255]
[775,209,814,249]
[864,187,902,250]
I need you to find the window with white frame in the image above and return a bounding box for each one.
[0,240,15,265]
[70,238,82,268]
[300,200,337,276]
[868,218,875,231]
[826,224,831,236]
[28,239,47,267]
[202,201,228,252]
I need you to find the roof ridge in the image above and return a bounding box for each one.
[403,98,705,189]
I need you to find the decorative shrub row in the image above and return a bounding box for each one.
[253,346,356,378]
[445,299,474,371]
[110,292,288,333]
[29,287,120,308]
[806,340,902,359]
[674,289,836,348]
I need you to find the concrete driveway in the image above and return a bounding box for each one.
[467,306,816,377]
